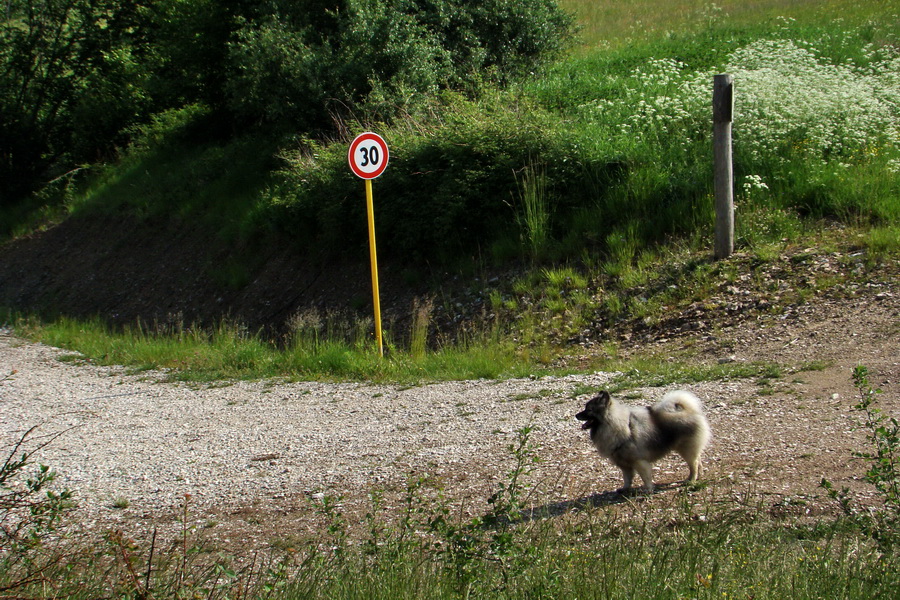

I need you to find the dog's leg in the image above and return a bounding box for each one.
[635,460,655,492]
[688,458,702,481]
[618,467,635,492]
[679,449,703,482]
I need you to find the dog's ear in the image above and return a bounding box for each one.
[594,391,611,405]
[585,391,611,412]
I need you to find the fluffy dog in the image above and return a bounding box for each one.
[576,390,710,493]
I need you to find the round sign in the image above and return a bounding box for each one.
[348,132,389,179]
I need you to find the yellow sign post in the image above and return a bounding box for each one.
[348,132,389,356]
[364,178,383,356]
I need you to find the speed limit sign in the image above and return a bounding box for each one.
[348,132,389,179]
[348,131,389,356]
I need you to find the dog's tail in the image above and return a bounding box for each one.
[654,390,705,416]
[652,390,710,438]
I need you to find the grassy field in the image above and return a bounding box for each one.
[562,0,899,49]
[3,1,900,597]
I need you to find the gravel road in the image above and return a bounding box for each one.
[0,331,627,543]
[2,289,897,549]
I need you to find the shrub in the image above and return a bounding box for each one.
[225,0,574,131]
[269,95,625,263]
[0,416,75,594]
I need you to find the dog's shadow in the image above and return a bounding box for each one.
[516,481,684,524]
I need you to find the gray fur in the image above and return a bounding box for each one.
[575,390,711,493]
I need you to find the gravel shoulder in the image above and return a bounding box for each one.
[1,288,898,550]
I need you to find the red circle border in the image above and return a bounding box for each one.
[348,132,389,179]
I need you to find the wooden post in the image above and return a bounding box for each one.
[713,74,734,260]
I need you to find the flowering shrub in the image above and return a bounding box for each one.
[577,36,899,169]
[727,39,900,164]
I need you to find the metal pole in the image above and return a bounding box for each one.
[365,179,384,356]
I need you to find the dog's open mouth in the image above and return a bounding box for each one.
[576,413,595,430]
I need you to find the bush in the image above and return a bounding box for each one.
[225,0,574,131]
[269,94,625,263]
[0,411,75,594]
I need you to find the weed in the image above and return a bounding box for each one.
[514,162,553,261]
[0,424,74,593]
[822,365,900,548]
[409,296,434,360]
[850,366,899,510]
[308,492,349,559]
[542,267,588,290]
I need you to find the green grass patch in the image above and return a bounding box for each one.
[70,105,279,242]
[8,314,544,383]
[602,357,785,393]
[866,226,900,263]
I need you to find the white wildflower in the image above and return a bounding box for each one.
[743,174,769,192]
[887,159,900,174]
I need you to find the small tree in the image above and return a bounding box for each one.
[0,0,150,205]
[225,0,574,130]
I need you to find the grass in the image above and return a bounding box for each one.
[270,502,899,600]
[0,304,792,386]
[4,427,900,599]
[72,109,279,242]
[560,0,899,49]
[6,313,547,383]
[514,162,552,261]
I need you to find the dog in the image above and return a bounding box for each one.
[576,390,710,493]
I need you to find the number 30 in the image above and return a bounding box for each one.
[360,145,380,167]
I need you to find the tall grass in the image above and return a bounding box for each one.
[9,314,537,382]
[514,162,552,261]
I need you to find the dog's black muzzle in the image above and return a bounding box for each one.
[575,411,595,430]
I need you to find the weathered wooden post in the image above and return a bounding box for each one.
[713,73,734,260]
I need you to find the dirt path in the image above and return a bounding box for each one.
[1,288,897,551]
